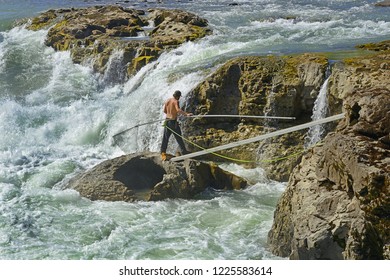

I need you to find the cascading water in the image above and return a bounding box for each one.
[101,49,127,85]
[0,21,289,259]
[109,45,210,154]
[305,77,330,148]
[1,0,390,260]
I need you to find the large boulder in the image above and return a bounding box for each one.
[67,152,247,202]
[267,51,390,259]
[27,6,211,78]
[182,53,328,181]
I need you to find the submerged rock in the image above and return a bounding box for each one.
[268,52,390,259]
[67,152,247,202]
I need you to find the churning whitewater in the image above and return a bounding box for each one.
[0,17,284,260]
[1,0,390,259]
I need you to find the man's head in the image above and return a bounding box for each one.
[173,90,182,99]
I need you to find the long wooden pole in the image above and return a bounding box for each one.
[188,115,296,120]
[171,113,345,162]
[113,114,295,139]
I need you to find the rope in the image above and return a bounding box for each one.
[163,123,317,164]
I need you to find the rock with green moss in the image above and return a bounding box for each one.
[148,8,210,45]
[328,52,390,115]
[28,9,69,31]
[356,40,390,52]
[182,53,328,181]
[27,5,211,78]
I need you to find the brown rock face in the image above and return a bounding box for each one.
[268,52,390,259]
[67,152,247,202]
[182,54,328,181]
[328,52,390,115]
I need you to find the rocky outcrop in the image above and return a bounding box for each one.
[268,51,390,259]
[28,5,211,79]
[357,40,390,52]
[328,52,390,115]
[182,53,328,181]
[375,1,390,7]
[67,152,247,202]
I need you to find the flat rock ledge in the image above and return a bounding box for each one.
[67,152,247,202]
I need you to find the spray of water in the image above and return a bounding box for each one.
[101,49,127,85]
[2,0,388,259]
[305,77,330,148]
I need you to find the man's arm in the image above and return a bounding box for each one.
[175,100,192,116]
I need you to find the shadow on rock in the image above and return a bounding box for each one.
[67,152,247,202]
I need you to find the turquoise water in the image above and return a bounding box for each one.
[0,0,389,259]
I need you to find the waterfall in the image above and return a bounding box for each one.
[101,49,127,85]
[305,77,330,148]
[108,43,210,154]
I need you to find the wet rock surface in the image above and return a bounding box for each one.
[67,152,247,202]
[182,53,329,181]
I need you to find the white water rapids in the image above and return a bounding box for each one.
[1,0,389,259]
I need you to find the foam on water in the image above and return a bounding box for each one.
[200,0,390,54]
[0,26,54,98]
[0,0,389,260]
[110,41,221,153]
[0,28,126,198]
[0,163,285,259]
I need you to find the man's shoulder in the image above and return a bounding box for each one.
[166,97,178,104]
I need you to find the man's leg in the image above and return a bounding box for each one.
[160,123,172,160]
[172,124,188,155]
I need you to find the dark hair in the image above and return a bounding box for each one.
[173,90,182,97]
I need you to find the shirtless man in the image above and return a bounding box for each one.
[160,90,192,161]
